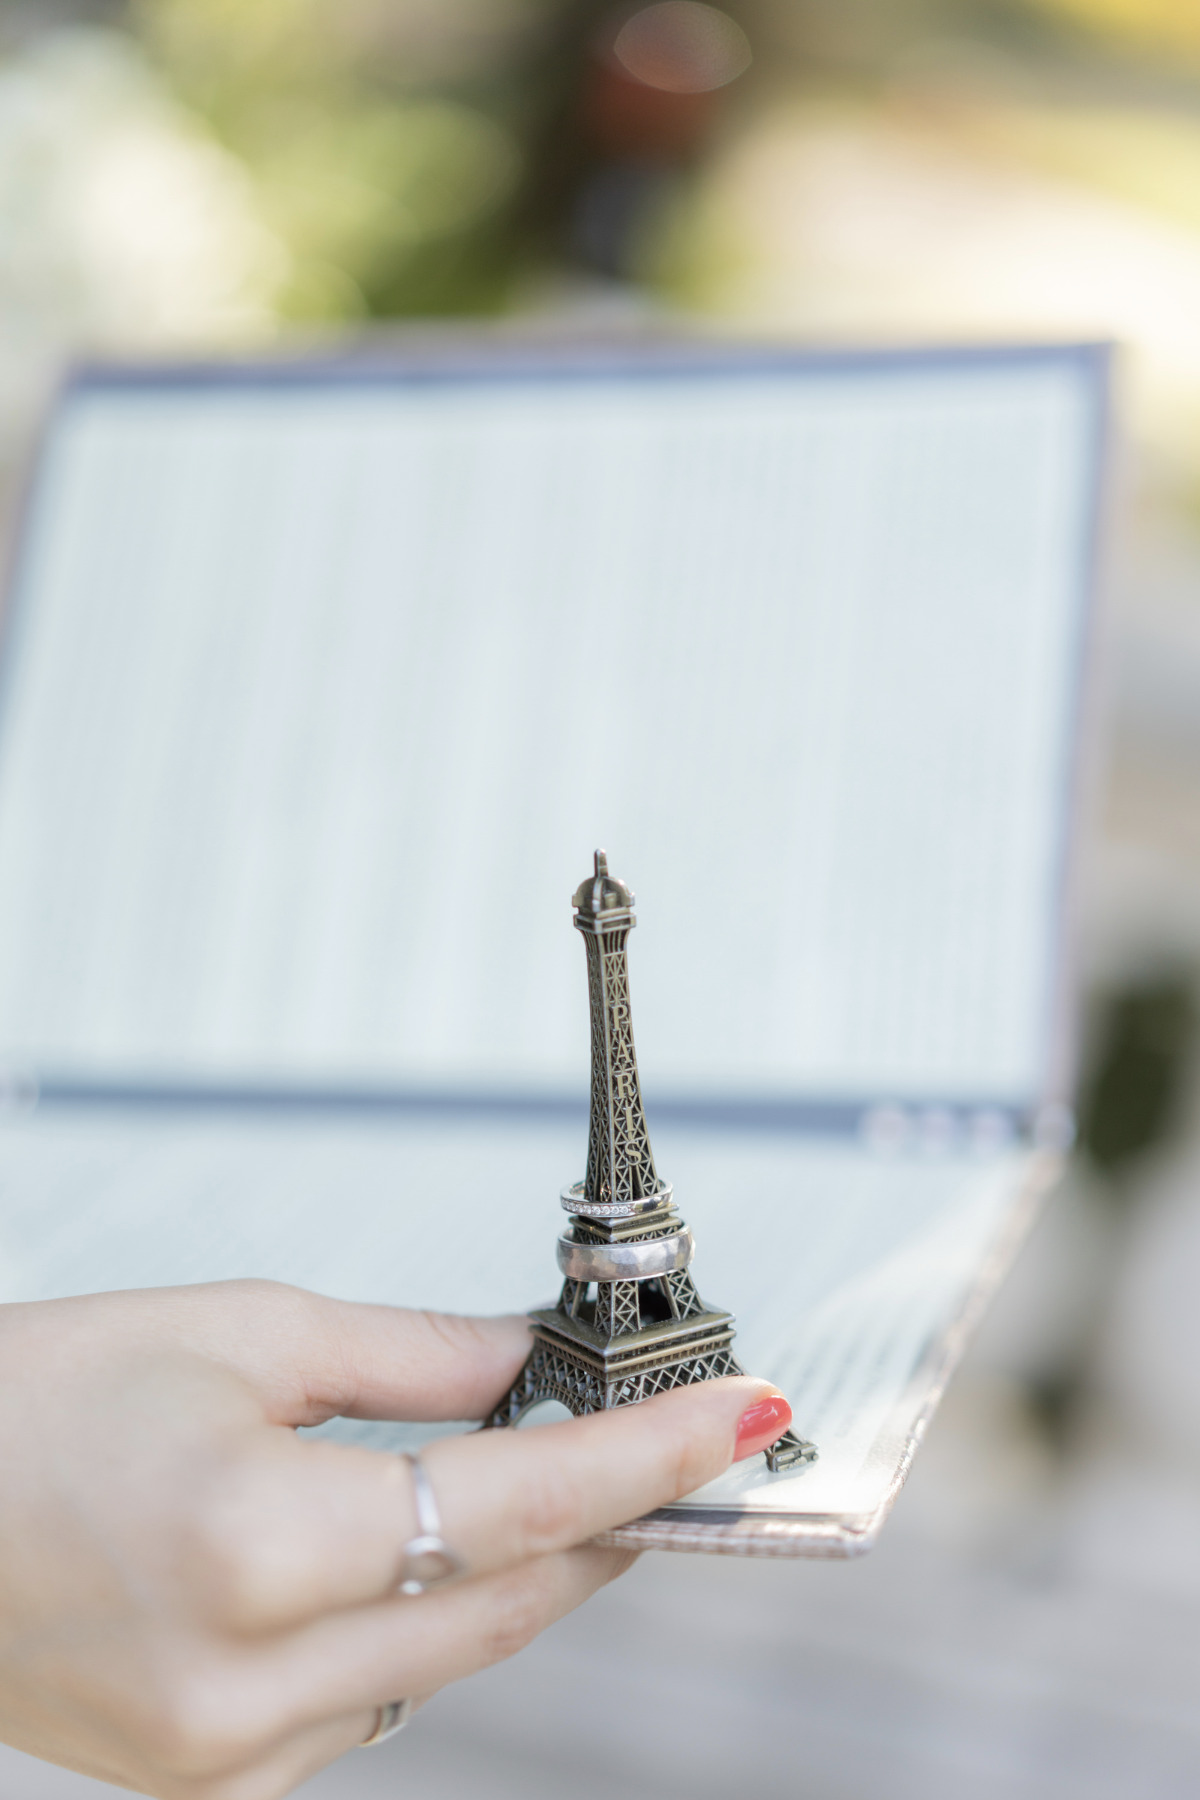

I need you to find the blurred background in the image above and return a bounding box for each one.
[3,0,1200,1795]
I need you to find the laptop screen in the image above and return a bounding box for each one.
[0,345,1105,1109]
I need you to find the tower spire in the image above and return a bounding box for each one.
[486,851,816,1474]
[572,847,659,1210]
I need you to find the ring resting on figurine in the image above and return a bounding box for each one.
[555,1227,695,1283]
[559,1179,674,1220]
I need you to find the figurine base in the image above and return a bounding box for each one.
[762,1428,819,1472]
[484,1319,817,1474]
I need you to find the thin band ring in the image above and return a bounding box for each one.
[361,1698,412,1747]
[397,1452,464,1596]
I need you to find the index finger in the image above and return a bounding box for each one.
[188,1374,786,1635]
[56,1282,535,1425]
[421,1373,785,1577]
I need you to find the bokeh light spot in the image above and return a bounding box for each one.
[611,2,752,95]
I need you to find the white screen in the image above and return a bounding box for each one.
[0,351,1101,1102]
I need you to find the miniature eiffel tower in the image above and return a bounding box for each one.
[486,850,816,1474]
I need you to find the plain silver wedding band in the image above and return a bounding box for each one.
[396,1452,464,1596]
[361,1698,412,1747]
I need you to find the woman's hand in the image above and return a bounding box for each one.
[0,1280,791,1800]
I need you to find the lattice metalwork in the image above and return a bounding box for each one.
[607,1350,741,1407]
[559,1279,587,1320]
[485,1342,605,1425]
[613,1281,640,1333]
[582,931,660,1209]
[663,1270,705,1320]
[484,851,818,1475]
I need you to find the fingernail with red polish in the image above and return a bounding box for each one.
[734,1394,793,1461]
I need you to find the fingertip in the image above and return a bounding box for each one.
[733,1392,793,1461]
[395,1309,534,1420]
[638,1374,792,1476]
[639,1373,781,1426]
[279,1301,536,1425]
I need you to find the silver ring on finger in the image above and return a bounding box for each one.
[397,1452,464,1596]
[361,1698,412,1746]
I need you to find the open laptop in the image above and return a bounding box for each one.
[0,339,1107,1553]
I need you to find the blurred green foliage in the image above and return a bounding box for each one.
[130,0,598,318]
[1077,971,1199,1181]
[36,0,1200,325]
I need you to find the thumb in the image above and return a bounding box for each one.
[55,1281,534,1426]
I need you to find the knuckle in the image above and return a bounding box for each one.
[478,1564,557,1666]
[134,1664,254,1779]
[188,1512,259,1613]
[184,1481,291,1628]
[216,1278,308,1324]
[223,1277,290,1303]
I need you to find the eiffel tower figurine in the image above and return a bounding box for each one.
[486,850,816,1474]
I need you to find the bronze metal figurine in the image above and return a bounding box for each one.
[486,850,816,1474]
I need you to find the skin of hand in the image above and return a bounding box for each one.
[0,1280,791,1800]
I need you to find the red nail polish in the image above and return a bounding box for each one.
[734,1395,793,1461]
